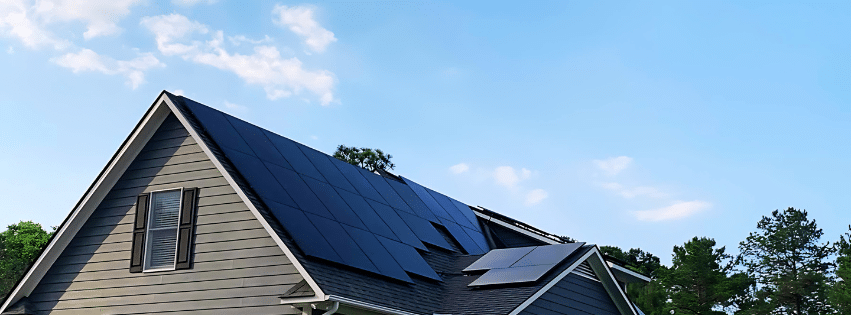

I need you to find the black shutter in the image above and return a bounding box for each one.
[130,194,149,273]
[176,188,198,270]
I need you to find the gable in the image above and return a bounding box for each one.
[518,270,621,315]
[21,114,306,314]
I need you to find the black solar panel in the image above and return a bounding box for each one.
[449,197,481,232]
[464,247,534,272]
[328,157,387,203]
[366,199,427,251]
[386,179,440,223]
[396,211,453,251]
[463,225,491,253]
[305,213,380,274]
[263,130,326,181]
[468,264,554,286]
[429,189,477,230]
[342,225,413,283]
[335,188,399,241]
[358,169,414,214]
[403,178,453,220]
[512,243,584,267]
[439,217,485,255]
[377,236,442,281]
[225,115,292,170]
[464,243,585,287]
[182,99,253,155]
[303,176,367,230]
[266,201,343,264]
[265,162,335,220]
[299,146,358,193]
[222,148,296,208]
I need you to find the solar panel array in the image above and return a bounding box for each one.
[465,243,584,287]
[181,98,490,283]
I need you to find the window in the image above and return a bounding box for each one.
[130,187,198,273]
[144,189,182,271]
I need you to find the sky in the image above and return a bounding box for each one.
[2,0,851,265]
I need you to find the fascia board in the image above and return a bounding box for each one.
[161,94,327,299]
[1,94,172,312]
[607,262,651,283]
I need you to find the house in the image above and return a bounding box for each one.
[0,91,650,315]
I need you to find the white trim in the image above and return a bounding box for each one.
[607,261,651,283]
[142,187,183,272]
[1,98,173,312]
[473,210,560,245]
[161,95,327,298]
[328,295,420,315]
[508,248,596,315]
[509,246,639,315]
[589,248,639,315]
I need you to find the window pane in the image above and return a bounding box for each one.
[147,229,178,269]
[151,190,181,229]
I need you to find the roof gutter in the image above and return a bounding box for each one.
[280,295,419,315]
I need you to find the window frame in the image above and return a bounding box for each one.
[142,187,184,272]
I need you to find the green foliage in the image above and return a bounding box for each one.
[600,246,666,314]
[333,145,395,172]
[829,226,851,313]
[738,207,833,315]
[658,237,753,315]
[0,221,53,299]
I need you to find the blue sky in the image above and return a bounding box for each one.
[2,0,850,265]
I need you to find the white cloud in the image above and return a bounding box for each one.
[493,166,521,188]
[141,14,336,105]
[228,34,272,46]
[600,182,668,199]
[172,89,184,96]
[35,0,143,39]
[52,48,164,89]
[172,0,216,6]
[593,156,633,176]
[0,0,70,50]
[223,100,247,112]
[525,189,548,206]
[633,200,711,222]
[450,163,469,174]
[272,5,336,53]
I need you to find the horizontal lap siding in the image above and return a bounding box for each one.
[28,115,303,315]
[519,274,620,315]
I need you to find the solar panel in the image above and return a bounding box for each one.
[335,187,399,241]
[266,201,343,264]
[428,189,477,230]
[298,146,358,193]
[328,157,387,203]
[262,130,326,181]
[385,179,440,223]
[225,115,292,170]
[377,236,442,281]
[512,243,584,267]
[357,168,414,214]
[302,176,367,230]
[264,162,335,220]
[305,213,380,274]
[402,177,453,220]
[366,199,427,251]
[342,225,413,283]
[449,197,481,232]
[468,264,554,287]
[463,247,534,272]
[222,148,297,208]
[463,225,491,253]
[182,99,254,155]
[439,218,485,255]
[396,211,454,251]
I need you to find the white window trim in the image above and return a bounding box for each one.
[142,187,183,272]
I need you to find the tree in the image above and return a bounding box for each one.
[0,221,53,299]
[659,237,752,315]
[829,226,851,313]
[601,246,666,315]
[738,207,833,315]
[333,145,395,172]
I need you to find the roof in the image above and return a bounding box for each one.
[2,91,641,315]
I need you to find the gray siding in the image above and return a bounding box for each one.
[27,115,304,314]
[519,273,620,315]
